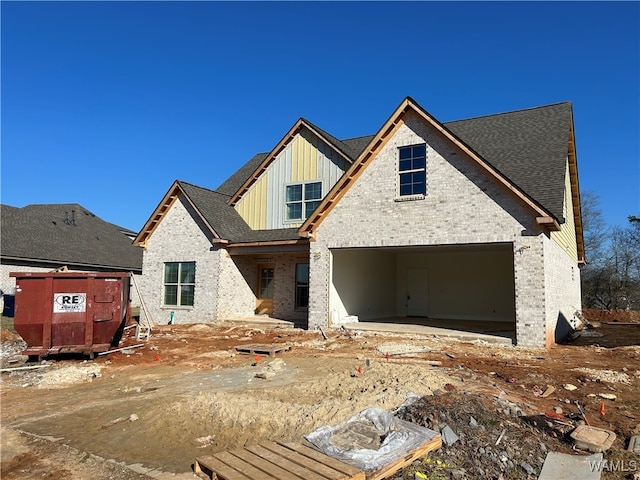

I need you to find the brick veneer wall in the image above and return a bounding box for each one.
[139,196,219,325]
[139,194,311,325]
[310,111,557,347]
[544,235,582,345]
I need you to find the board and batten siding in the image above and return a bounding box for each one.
[235,175,268,230]
[550,160,578,263]
[235,127,350,229]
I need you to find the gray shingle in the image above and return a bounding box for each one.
[341,134,376,158]
[178,182,305,243]
[177,181,252,240]
[1,203,143,272]
[444,102,571,221]
[215,153,268,196]
[235,228,302,243]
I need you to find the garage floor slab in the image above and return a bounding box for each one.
[341,318,515,345]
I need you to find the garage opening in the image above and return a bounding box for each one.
[329,243,516,342]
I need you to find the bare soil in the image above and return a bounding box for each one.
[1,311,639,480]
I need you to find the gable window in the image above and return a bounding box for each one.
[295,263,310,309]
[285,181,322,221]
[398,144,426,197]
[164,262,195,306]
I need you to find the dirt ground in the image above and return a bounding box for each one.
[1,310,639,480]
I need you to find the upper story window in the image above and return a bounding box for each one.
[285,181,322,221]
[398,144,426,197]
[164,261,195,306]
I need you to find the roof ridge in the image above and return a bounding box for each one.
[340,133,375,142]
[20,202,87,209]
[445,101,572,124]
[177,180,232,197]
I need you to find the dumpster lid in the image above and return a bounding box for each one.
[10,271,130,279]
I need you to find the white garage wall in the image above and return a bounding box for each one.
[330,249,396,322]
[395,247,515,322]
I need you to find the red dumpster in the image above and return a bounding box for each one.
[9,271,131,359]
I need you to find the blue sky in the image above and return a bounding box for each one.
[2,1,639,232]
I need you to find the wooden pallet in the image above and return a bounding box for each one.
[367,430,441,480]
[194,441,365,480]
[234,343,291,357]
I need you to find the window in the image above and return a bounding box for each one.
[398,144,426,196]
[286,181,322,221]
[259,267,274,299]
[164,262,195,306]
[295,263,310,309]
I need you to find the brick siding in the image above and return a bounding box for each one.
[308,111,578,347]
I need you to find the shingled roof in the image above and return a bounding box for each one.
[176,182,302,243]
[1,203,143,272]
[149,99,574,245]
[444,102,572,221]
[177,181,252,240]
[215,153,268,197]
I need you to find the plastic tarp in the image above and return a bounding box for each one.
[305,407,440,472]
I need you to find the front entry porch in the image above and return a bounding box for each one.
[222,245,310,328]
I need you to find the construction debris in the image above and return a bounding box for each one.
[440,424,459,446]
[97,343,145,356]
[570,425,617,453]
[304,407,441,478]
[102,413,139,429]
[377,343,432,356]
[0,363,52,372]
[598,393,617,401]
[235,343,291,357]
[541,385,556,398]
[538,451,603,480]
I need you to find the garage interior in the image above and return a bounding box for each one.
[329,243,517,343]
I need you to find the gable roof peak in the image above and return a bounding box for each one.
[300,117,360,161]
[227,115,358,205]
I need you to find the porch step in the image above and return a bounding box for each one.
[222,317,295,328]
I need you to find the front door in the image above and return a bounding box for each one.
[256,265,275,315]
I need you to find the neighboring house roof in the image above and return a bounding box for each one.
[1,203,143,272]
